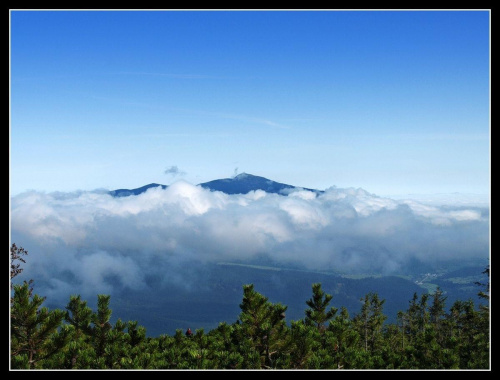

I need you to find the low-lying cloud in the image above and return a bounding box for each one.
[10,181,489,301]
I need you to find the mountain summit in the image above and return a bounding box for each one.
[109,173,323,197]
[199,173,320,195]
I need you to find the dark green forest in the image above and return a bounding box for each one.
[10,244,490,370]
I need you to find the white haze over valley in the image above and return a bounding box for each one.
[10,181,489,302]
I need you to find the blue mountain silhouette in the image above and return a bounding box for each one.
[109,173,323,197]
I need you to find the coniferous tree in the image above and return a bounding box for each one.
[405,292,420,343]
[446,299,488,369]
[304,283,338,332]
[404,292,430,343]
[396,310,407,351]
[328,306,360,368]
[87,294,132,368]
[11,283,70,369]
[61,295,95,368]
[236,284,288,369]
[475,266,490,341]
[475,266,490,304]
[65,295,93,337]
[92,294,113,359]
[476,266,490,367]
[287,320,319,368]
[353,292,387,353]
[429,287,447,345]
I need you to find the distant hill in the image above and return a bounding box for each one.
[109,173,323,197]
[109,183,167,197]
[42,261,487,337]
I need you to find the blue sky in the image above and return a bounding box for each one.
[10,10,490,197]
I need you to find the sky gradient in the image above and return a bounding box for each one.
[10,10,490,198]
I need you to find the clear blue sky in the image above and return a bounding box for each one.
[10,10,490,197]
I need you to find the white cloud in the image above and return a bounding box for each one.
[10,182,489,301]
[401,200,483,226]
[279,196,329,229]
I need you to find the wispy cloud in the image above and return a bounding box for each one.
[85,93,290,130]
[158,107,292,130]
[199,110,291,130]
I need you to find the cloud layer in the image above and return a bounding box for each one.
[10,181,489,301]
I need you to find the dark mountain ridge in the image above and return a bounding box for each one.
[200,173,323,195]
[109,183,167,197]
